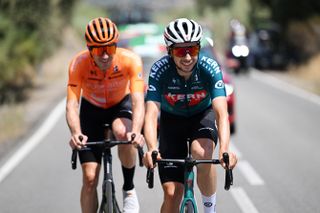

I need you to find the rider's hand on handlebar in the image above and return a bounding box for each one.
[143,150,160,168]
[127,132,145,148]
[69,133,88,150]
[219,151,237,170]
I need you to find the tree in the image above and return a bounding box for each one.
[0,0,78,103]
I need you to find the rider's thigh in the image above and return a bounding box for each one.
[191,138,215,159]
[112,117,132,139]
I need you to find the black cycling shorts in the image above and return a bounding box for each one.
[78,95,132,164]
[158,108,218,184]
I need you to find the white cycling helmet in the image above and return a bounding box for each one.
[164,18,203,47]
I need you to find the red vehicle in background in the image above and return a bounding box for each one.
[201,36,236,134]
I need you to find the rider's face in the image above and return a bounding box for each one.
[90,44,116,71]
[170,42,200,74]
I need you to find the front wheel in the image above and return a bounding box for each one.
[99,180,113,213]
[181,200,196,213]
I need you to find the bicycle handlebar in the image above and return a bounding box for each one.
[71,134,144,170]
[146,151,233,191]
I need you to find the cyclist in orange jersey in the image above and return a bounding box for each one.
[66,17,145,213]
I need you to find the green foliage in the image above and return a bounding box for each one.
[197,0,232,13]
[0,0,78,104]
[71,1,109,38]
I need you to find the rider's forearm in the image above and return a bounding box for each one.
[144,104,159,151]
[216,114,230,152]
[212,98,230,152]
[66,99,81,135]
[131,92,145,133]
[144,121,158,151]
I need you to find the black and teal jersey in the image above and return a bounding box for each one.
[146,53,226,117]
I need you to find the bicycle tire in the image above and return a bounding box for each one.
[99,180,113,213]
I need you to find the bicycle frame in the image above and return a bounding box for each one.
[146,139,233,213]
[71,124,144,213]
[180,158,197,213]
[100,148,121,213]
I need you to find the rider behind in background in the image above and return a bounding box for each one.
[66,17,145,213]
[143,18,237,213]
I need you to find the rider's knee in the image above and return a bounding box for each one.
[163,185,183,204]
[112,125,127,139]
[192,140,214,159]
[83,172,99,189]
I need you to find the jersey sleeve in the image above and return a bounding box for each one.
[146,63,162,103]
[127,52,145,93]
[199,55,227,99]
[209,69,227,99]
[67,55,82,101]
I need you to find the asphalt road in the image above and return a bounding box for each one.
[0,69,320,213]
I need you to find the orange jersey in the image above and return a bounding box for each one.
[67,48,144,108]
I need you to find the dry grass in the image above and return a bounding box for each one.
[0,104,26,143]
[287,54,320,95]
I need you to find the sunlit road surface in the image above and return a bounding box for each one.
[0,69,320,213]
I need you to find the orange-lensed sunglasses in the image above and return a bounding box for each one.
[171,45,200,57]
[90,45,117,56]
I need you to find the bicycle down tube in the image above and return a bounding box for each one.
[71,124,144,213]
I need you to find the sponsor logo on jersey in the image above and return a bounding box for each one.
[215,80,225,89]
[200,56,221,74]
[113,65,119,73]
[109,66,123,79]
[150,58,169,79]
[164,90,207,106]
[148,85,156,92]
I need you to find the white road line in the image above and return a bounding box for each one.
[230,142,242,159]
[231,187,260,213]
[250,69,320,106]
[0,98,65,183]
[230,142,264,185]
[237,160,265,186]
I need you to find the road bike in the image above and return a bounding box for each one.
[146,138,233,213]
[71,124,144,213]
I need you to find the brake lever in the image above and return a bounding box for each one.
[71,135,83,170]
[222,152,233,190]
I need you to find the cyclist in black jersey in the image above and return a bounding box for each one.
[143,18,238,213]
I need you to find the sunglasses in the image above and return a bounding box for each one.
[90,45,117,56]
[171,45,200,57]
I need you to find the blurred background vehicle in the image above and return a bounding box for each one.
[201,32,237,134]
[247,24,288,70]
[225,19,250,75]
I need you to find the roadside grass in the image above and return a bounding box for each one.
[0,104,25,144]
[288,54,320,95]
[0,1,102,145]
